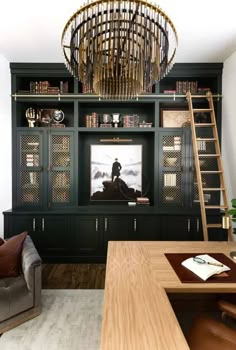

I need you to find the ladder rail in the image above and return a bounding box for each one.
[187,92,209,241]
[206,92,230,211]
[186,91,233,241]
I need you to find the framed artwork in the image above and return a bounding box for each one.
[161,110,190,127]
[90,144,142,201]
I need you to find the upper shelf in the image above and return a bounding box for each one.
[11,62,223,100]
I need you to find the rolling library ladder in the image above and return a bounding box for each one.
[186,91,233,241]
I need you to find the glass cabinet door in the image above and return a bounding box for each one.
[48,131,74,207]
[16,131,44,208]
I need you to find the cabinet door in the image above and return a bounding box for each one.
[103,215,130,250]
[75,216,101,254]
[48,131,75,208]
[3,213,42,250]
[16,131,44,208]
[130,216,161,240]
[161,215,200,241]
[39,215,74,255]
[159,130,186,209]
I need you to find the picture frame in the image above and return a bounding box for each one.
[161,109,190,128]
[90,144,142,201]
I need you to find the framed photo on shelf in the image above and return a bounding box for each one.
[90,144,142,201]
[161,109,190,128]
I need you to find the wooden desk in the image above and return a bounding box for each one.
[100,241,236,350]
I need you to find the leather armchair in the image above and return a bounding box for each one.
[0,235,42,333]
[187,300,236,350]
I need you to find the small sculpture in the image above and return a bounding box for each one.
[25,107,36,127]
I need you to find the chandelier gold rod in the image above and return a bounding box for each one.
[61,0,178,44]
[62,0,178,98]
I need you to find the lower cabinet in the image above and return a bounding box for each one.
[102,215,130,250]
[74,215,101,256]
[4,212,74,258]
[38,215,74,256]
[129,215,161,241]
[103,215,161,251]
[160,214,228,241]
[161,215,203,241]
[4,211,226,262]
[74,214,161,256]
[4,213,42,249]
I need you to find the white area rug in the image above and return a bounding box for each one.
[0,289,104,350]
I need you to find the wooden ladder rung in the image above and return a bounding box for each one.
[196,138,216,141]
[193,108,213,112]
[200,170,222,174]
[205,205,228,209]
[194,123,215,127]
[207,223,222,228]
[198,154,220,157]
[202,188,225,191]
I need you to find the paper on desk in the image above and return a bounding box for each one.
[181,254,231,281]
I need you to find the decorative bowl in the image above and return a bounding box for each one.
[166,157,177,166]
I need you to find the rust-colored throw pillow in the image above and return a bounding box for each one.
[0,231,27,277]
[0,237,5,246]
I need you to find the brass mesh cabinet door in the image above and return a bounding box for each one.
[16,131,44,208]
[48,131,74,207]
[159,131,185,208]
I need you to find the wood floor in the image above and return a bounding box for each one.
[42,264,106,289]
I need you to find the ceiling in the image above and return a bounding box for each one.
[1,0,236,64]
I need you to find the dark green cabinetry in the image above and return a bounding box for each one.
[3,62,226,262]
[161,215,203,241]
[15,129,75,209]
[4,213,42,249]
[158,128,200,210]
[4,212,74,257]
[38,215,74,256]
[102,215,160,251]
[75,216,101,255]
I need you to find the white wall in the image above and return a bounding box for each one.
[0,55,11,237]
[222,51,236,206]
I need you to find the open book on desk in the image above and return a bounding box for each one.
[181,254,231,281]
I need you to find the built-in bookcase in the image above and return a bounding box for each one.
[3,62,227,263]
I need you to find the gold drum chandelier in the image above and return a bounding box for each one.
[62,0,178,99]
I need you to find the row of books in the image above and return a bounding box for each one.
[164,173,177,187]
[29,81,69,94]
[163,82,211,94]
[176,81,198,93]
[86,113,99,128]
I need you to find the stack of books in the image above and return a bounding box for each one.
[136,197,150,205]
[86,113,99,127]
